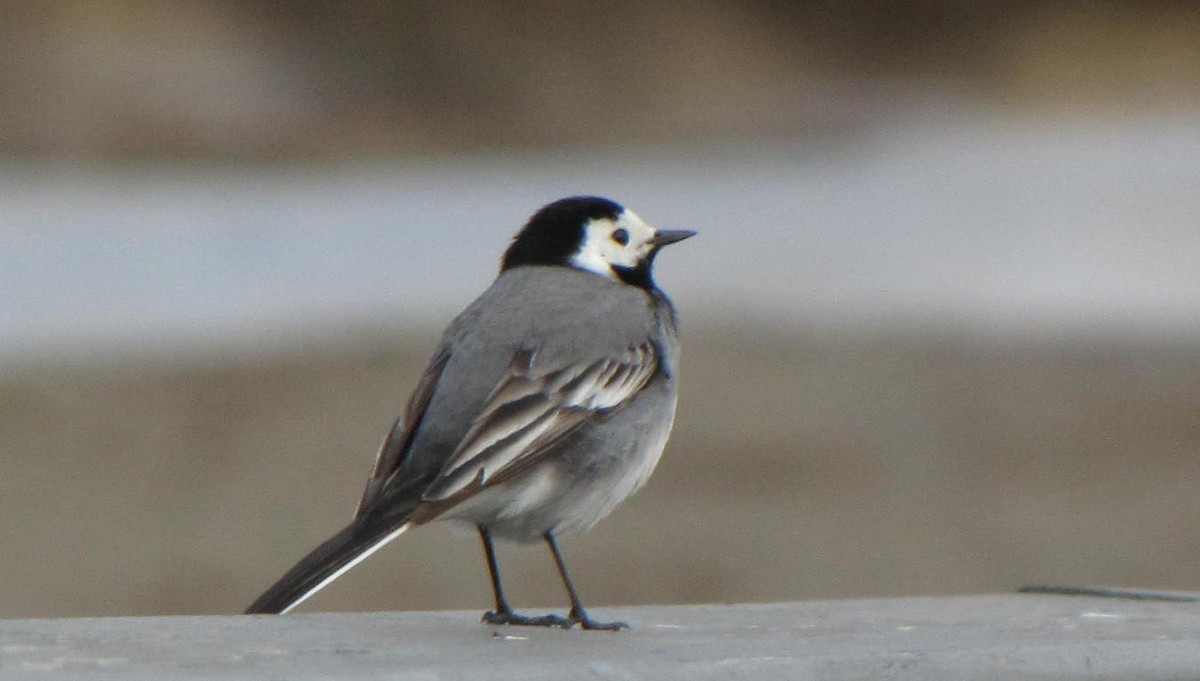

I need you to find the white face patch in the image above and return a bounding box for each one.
[569,210,658,280]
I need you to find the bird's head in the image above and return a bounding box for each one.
[501,196,695,289]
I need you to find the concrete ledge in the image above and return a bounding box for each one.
[4,594,1200,680]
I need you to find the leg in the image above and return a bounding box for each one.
[478,527,569,628]
[544,531,628,631]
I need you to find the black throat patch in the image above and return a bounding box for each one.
[611,256,657,290]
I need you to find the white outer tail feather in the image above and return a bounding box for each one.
[278,523,411,614]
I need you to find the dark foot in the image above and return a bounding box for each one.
[482,609,572,628]
[570,608,629,631]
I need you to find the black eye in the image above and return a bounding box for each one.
[611,228,629,245]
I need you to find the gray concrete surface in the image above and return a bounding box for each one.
[3,594,1200,680]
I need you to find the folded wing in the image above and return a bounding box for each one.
[421,341,660,504]
[356,347,451,516]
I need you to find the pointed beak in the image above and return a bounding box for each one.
[650,229,697,248]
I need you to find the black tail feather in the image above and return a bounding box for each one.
[246,517,411,614]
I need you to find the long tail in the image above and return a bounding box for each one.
[246,516,412,614]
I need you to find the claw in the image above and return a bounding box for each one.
[570,608,628,631]
[577,617,629,631]
[482,609,573,629]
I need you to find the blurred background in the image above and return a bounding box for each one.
[4,0,1200,619]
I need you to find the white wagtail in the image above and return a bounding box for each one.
[246,196,694,630]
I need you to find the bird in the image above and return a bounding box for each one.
[245,196,694,630]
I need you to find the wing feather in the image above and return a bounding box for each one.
[422,341,660,502]
[356,347,451,516]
